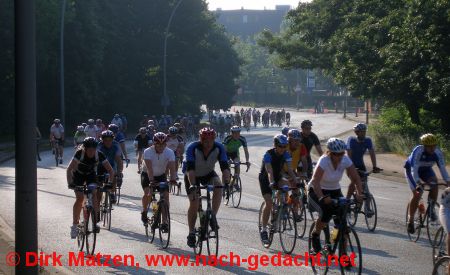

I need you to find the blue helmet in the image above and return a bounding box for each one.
[274,134,288,146]
[326,138,346,153]
[281,127,290,136]
[288,129,301,140]
[108,124,119,134]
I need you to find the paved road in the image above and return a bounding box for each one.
[0,111,439,274]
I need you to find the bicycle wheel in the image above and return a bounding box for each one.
[77,210,86,251]
[279,205,297,254]
[364,194,377,232]
[158,202,170,249]
[427,202,441,246]
[339,227,362,274]
[85,208,97,255]
[406,202,422,242]
[433,226,446,264]
[116,186,121,205]
[222,183,230,206]
[102,192,109,228]
[54,146,59,166]
[308,222,330,275]
[432,256,450,275]
[295,202,307,238]
[231,176,242,208]
[194,212,205,255]
[206,212,219,256]
[106,195,112,231]
[258,201,274,248]
[347,196,359,227]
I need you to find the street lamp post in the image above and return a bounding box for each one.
[60,0,66,124]
[163,0,184,115]
[295,84,301,110]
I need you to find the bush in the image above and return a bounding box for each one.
[369,105,450,161]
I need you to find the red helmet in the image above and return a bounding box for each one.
[199,127,216,140]
[153,132,168,144]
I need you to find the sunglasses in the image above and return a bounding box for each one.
[277,145,287,149]
[331,152,345,156]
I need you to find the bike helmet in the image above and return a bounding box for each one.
[108,124,119,134]
[87,119,95,125]
[420,133,438,146]
[139,127,147,134]
[101,130,114,139]
[441,187,450,209]
[282,127,290,135]
[173,123,181,128]
[199,127,216,140]
[301,120,312,128]
[153,132,168,144]
[353,123,367,131]
[96,119,102,124]
[83,137,98,148]
[169,126,178,135]
[114,114,120,118]
[77,125,84,131]
[230,126,241,132]
[274,134,288,146]
[82,123,87,128]
[288,129,301,140]
[326,138,346,153]
[54,118,61,124]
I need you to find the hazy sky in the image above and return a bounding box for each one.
[207,0,308,10]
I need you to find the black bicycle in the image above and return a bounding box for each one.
[99,174,113,231]
[192,184,222,256]
[406,182,447,245]
[223,161,249,208]
[433,255,450,275]
[308,197,363,274]
[52,139,61,166]
[347,169,380,232]
[258,184,298,254]
[433,226,447,264]
[115,174,123,205]
[144,182,171,249]
[74,183,99,255]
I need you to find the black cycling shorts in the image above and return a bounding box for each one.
[184,171,221,194]
[72,171,97,187]
[308,188,343,224]
[141,172,167,192]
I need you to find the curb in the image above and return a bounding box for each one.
[0,216,75,275]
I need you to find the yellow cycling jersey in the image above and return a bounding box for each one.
[284,144,307,172]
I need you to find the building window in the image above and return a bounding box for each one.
[243,15,248,23]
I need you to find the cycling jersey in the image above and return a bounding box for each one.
[84,125,98,138]
[134,134,152,150]
[260,149,292,183]
[346,136,373,170]
[50,124,64,139]
[114,132,126,143]
[284,144,307,172]
[73,149,107,175]
[166,135,184,155]
[185,141,229,177]
[74,131,86,144]
[98,141,122,171]
[223,135,247,157]
[301,132,320,155]
[404,145,450,189]
[143,147,175,177]
[308,154,353,190]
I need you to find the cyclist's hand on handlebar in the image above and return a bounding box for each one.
[68,182,75,190]
[373,167,382,173]
[321,196,332,205]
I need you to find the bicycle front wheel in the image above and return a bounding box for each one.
[406,202,422,242]
[427,202,441,246]
[339,226,362,274]
[206,212,219,256]
[258,201,274,248]
[231,177,242,208]
[194,212,204,256]
[433,226,446,264]
[295,202,307,238]
[158,202,171,249]
[279,205,297,254]
[432,256,450,275]
[85,208,97,255]
[364,194,377,232]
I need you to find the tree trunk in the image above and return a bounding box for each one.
[405,101,421,125]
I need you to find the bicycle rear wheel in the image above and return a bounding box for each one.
[279,205,297,254]
[85,208,97,255]
[427,202,441,246]
[433,226,446,264]
[347,195,359,227]
[54,146,59,166]
[432,256,450,275]
[258,201,274,248]
[364,194,377,232]
[158,202,170,249]
[339,227,362,274]
[231,177,242,208]
[206,212,219,256]
[406,202,422,242]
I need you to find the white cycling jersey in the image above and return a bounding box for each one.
[308,154,353,190]
[143,146,175,176]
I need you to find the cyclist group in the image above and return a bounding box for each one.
[61,112,450,270]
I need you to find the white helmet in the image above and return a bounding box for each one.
[326,138,346,153]
[441,187,450,209]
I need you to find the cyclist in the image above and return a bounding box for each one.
[346,123,381,198]
[285,112,291,126]
[259,134,299,244]
[108,124,129,162]
[185,128,231,248]
[50,118,65,164]
[96,119,106,136]
[140,132,177,232]
[111,114,123,131]
[439,187,450,274]
[98,130,123,204]
[308,138,363,253]
[285,129,308,176]
[281,126,290,136]
[300,120,323,178]
[223,126,250,190]
[67,137,115,239]
[135,127,152,174]
[406,133,450,233]
[73,125,86,148]
[166,126,185,175]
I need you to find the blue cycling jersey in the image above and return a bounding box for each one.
[404,145,449,185]
[346,136,373,170]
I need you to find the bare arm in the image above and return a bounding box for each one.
[369,149,377,168]
[244,147,250,162]
[315,144,323,156]
[115,155,123,174]
[265,163,275,183]
[144,159,154,182]
[102,161,115,183]
[66,158,78,184]
[301,155,308,177]
[310,166,325,198]
[168,161,177,181]
[347,164,363,195]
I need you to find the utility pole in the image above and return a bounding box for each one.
[15,0,38,273]
[366,99,370,124]
[60,0,66,124]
